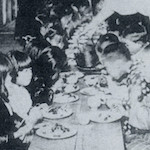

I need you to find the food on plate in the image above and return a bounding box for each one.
[41,105,73,119]
[55,84,80,94]
[36,123,77,139]
[90,110,122,123]
[83,75,99,86]
[64,84,80,93]
[106,98,126,115]
[60,71,84,84]
[54,93,79,103]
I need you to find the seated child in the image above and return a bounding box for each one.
[30,48,57,105]
[97,42,150,149]
[0,52,36,150]
[5,51,43,147]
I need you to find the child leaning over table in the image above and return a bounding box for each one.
[96,42,150,150]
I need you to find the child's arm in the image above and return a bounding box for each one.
[128,84,150,130]
[13,105,43,142]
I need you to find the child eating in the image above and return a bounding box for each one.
[97,42,150,149]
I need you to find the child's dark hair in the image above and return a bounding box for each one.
[8,51,31,83]
[41,46,68,71]
[102,42,131,60]
[99,33,119,44]
[0,52,12,101]
[34,49,57,88]
[96,33,119,52]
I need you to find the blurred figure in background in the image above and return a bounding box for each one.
[15,0,44,42]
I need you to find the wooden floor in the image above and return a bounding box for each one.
[0,33,23,53]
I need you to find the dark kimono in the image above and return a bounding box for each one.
[15,0,44,38]
[0,97,29,150]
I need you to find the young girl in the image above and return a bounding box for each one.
[0,52,35,150]
[5,51,43,149]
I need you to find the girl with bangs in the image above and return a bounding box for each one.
[0,52,34,150]
[0,52,14,149]
[6,51,33,119]
[4,51,43,149]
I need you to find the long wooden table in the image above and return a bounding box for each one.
[29,76,125,150]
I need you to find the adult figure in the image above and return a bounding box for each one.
[83,0,150,36]
[15,0,44,40]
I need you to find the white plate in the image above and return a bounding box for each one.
[36,123,77,140]
[42,105,73,119]
[54,93,79,103]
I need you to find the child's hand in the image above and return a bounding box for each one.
[13,123,33,140]
[22,134,33,144]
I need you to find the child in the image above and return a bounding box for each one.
[0,52,33,150]
[6,51,43,148]
[30,48,57,105]
[98,42,150,149]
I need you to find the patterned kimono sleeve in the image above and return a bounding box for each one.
[124,60,150,150]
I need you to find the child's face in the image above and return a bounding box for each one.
[101,53,130,80]
[16,68,32,86]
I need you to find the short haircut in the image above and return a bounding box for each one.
[8,51,31,83]
[96,33,119,52]
[99,33,119,44]
[102,42,131,60]
[8,51,31,71]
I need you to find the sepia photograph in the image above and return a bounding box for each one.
[0,0,150,149]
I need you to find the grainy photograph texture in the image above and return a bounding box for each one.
[0,0,150,150]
